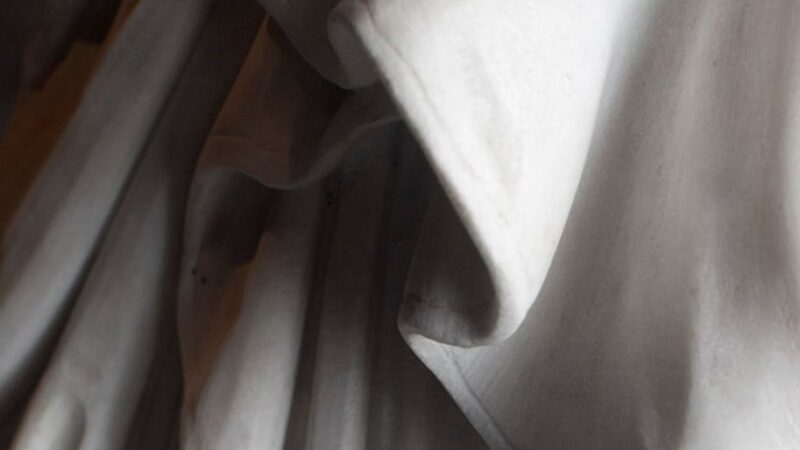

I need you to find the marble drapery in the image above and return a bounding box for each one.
[3,0,800,449]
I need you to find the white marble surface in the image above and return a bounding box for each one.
[4,0,800,449]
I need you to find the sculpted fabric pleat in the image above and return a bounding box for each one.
[3,0,800,449]
[8,1,262,448]
[262,0,800,448]
[0,0,223,426]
